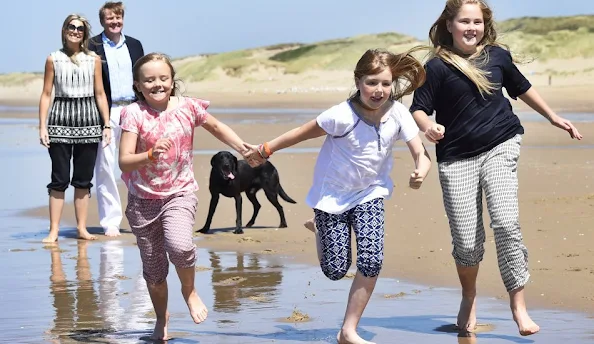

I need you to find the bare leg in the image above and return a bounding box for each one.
[337,272,377,344]
[510,286,539,336]
[44,190,65,243]
[73,188,96,240]
[456,264,479,333]
[176,266,208,324]
[147,281,169,340]
[303,218,322,262]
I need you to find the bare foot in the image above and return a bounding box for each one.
[182,287,208,324]
[512,309,540,336]
[42,234,59,243]
[151,312,170,341]
[457,296,477,333]
[42,229,59,243]
[77,228,97,241]
[337,329,375,344]
[303,218,316,233]
[104,227,121,237]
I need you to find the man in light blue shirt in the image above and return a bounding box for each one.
[89,1,144,236]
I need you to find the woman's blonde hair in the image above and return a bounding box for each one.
[429,0,507,97]
[132,53,181,101]
[349,46,426,105]
[61,14,93,65]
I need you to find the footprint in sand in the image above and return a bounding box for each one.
[214,276,247,286]
[384,292,407,299]
[280,309,311,323]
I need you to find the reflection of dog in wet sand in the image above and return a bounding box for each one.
[208,251,283,313]
[198,151,297,235]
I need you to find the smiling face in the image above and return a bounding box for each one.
[447,3,485,54]
[63,19,85,46]
[134,60,174,108]
[355,67,393,110]
[101,9,124,36]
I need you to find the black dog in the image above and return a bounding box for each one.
[198,151,296,234]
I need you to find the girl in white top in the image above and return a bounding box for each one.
[246,48,432,344]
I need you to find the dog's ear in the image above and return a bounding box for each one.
[210,154,217,167]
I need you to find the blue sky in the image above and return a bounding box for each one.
[4,0,593,73]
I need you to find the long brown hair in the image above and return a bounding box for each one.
[61,14,93,65]
[429,0,506,97]
[132,53,181,101]
[349,46,426,104]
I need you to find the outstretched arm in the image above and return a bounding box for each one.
[518,87,582,140]
[202,114,255,155]
[257,119,326,158]
[406,135,432,189]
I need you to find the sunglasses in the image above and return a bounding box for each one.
[67,24,85,33]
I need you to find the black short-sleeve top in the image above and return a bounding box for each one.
[410,45,532,163]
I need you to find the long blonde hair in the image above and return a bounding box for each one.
[61,14,93,65]
[429,0,506,97]
[349,46,426,105]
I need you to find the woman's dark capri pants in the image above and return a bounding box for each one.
[313,198,385,280]
[47,143,99,193]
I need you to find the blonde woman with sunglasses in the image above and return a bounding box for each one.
[38,14,111,243]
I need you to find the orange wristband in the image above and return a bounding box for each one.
[263,142,272,157]
[148,148,156,161]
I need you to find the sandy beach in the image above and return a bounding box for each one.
[2,87,592,319]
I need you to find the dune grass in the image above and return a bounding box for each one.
[3,15,593,83]
[498,15,594,61]
[0,73,42,87]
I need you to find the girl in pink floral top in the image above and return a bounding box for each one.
[118,53,257,341]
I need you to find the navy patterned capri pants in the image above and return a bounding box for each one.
[438,134,529,292]
[314,198,384,280]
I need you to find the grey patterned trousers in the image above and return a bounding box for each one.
[438,134,529,292]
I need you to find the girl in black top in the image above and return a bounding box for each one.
[410,0,582,337]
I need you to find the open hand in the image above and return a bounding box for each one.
[424,123,445,144]
[550,115,582,140]
[409,169,425,189]
[102,128,112,148]
[39,127,50,148]
[242,143,266,167]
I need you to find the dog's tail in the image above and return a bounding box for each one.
[278,184,297,204]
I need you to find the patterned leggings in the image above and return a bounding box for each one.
[314,198,384,280]
[438,134,529,292]
[125,192,198,285]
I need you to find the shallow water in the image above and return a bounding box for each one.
[1,121,594,343]
[2,105,594,125]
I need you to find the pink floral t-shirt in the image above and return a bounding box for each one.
[120,97,209,199]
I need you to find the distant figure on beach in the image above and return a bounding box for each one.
[246,48,432,344]
[118,53,259,340]
[89,1,144,237]
[409,0,583,336]
[38,14,111,243]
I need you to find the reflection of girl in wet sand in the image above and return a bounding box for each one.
[247,49,431,344]
[118,53,259,341]
[409,0,582,336]
[38,14,112,243]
